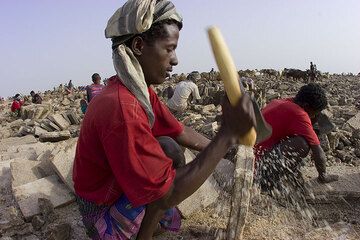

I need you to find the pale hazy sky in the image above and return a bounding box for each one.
[1,0,359,97]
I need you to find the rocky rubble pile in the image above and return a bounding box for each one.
[0,73,359,239]
[0,136,85,239]
[154,73,360,166]
[0,88,84,142]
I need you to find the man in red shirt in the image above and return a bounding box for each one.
[11,94,23,117]
[254,83,338,193]
[73,1,256,239]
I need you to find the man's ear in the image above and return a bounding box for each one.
[131,36,145,56]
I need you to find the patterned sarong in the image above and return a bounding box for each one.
[77,195,181,240]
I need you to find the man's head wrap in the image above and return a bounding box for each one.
[105,0,182,127]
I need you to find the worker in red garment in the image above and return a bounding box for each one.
[11,94,23,117]
[86,73,104,103]
[254,83,338,194]
[72,0,256,239]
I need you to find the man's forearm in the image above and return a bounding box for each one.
[136,204,165,240]
[176,126,210,151]
[160,128,232,208]
[311,145,327,175]
[137,129,232,240]
[313,155,326,176]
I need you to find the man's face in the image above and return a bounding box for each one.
[138,24,179,86]
[94,76,101,84]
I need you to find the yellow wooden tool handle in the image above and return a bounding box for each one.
[208,26,256,146]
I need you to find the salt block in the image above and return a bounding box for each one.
[177,175,219,218]
[0,160,13,189]
[48,114,70,130]
[10,160,45,187]
[39,131,71,143]
[303,166,360,201]
[346,112,360,130]
[0,135,37,151]
[13,175,75,220]
[50,144,76,192]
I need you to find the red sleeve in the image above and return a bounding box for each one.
[289,112,320,146]
[149,88,183,138]
[101,109,176,207]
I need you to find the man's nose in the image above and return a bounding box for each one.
[170,51,178,66]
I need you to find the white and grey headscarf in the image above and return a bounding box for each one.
[105,0,182,127]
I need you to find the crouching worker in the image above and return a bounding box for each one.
[254,83,338,194]
[11,94,23,117]
[72,0,256,239]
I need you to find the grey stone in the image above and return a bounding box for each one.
[354,149,360,158]
[202,122,219,132]
[1,150,37,161]
[338,96,347,106]
[34,126,48,137]
[202,104,216,113]
[317,110,335,135]
[10,119,25,129]
[352,129,360,140]
[61,98,71,106]
[39,131,71,143]
[31,215,45,230]
[48,114,70,130]
[17,126,33,136]
[33,106,45,120]
[0,135,37,151]
[339,133,352,146]
[0,160,13,189]
[41,119,60,131]
[40,120,55,132]
[304,166,360,201]
[178,148,220,217]
[61,113,72,125]
[178,176,219,218]
[266,89,280,101]
[278,83,289,91]
[328,132,339,150]
[66,111,80,125]
[346,112,360,130]
[46,223,71,240]
[38,198,57,222]
[48,121,61,131]
[13,175,75,220]
[10,160,46,187]
[50,144,76,192]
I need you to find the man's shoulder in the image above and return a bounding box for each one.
[268,98,297,109]
[178,80,197,88]
[265,98,304,117]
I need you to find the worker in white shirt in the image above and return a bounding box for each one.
[167,72,201,112]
